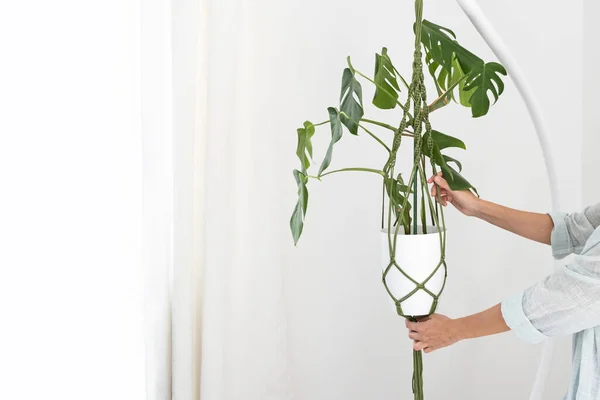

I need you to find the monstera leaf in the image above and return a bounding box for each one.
[290,169,309,245]
[340,68,364,135]
[421,130,477,193]
[463,62,506,118]
[295,121,315,172]
[318,108,344,176]
[443,154,462,172]
[373,48,401,110]
[385,174,412,231]
[420,20,507,117]
[423,130,466,151]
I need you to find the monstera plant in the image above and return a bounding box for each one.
[290,1,507,398]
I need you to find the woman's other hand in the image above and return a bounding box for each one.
[428,172,479,217]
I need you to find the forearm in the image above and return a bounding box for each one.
[452,304,510,341]
[473,199,553,245]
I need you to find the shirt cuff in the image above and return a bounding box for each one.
[547,212,571,259]
[501,291,548,344]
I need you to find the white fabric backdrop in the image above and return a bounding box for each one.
[200,0,293,398]
[141,0,174,399]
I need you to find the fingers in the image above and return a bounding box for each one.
[431,185,449,206]
[413,341,437,353]
[408,331,420,340]
[432,175,451,191]
[413,341,426,351]
[405,319,419,331]
[427,172,443,184]
[429,173,452,207]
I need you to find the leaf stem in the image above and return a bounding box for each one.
[361,118,397,132]
[338,112,391,152]
[427,75,468,113]
[312,120,330,127]
[392,65,410,90]
[319,167,385,178]
[358,123,391,152]
[361,118,415,138]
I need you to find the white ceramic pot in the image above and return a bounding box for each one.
[380,226,446,317]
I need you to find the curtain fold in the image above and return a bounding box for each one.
[141,0,174,399]
[172,0,205,399]
[200,0,293,399]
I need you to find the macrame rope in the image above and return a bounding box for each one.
[380,1,448,399]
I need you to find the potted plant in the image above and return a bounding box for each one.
[290,0,507,398]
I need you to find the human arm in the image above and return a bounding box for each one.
[406,304,509,353]
[408,229,600,351]
[429,173,600,250]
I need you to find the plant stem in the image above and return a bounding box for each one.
[392,65,411,90]
[318,167,385,178]
[312,120,330,127]
[427,75,467,113]
[360,118,397,132]
[361,119,415,138]
[358,123,391,152]
[338,113,391,152]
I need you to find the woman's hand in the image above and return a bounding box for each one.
[428,172,480,217]
[406,305,510,353]
[405,314,461,353]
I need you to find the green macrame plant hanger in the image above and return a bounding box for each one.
[379,1,448,398]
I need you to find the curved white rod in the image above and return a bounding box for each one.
[455,1,561,399]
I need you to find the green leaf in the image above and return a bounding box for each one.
[373,48,400,110]
[421,20,481,79]
[421,19,507,117]
[318,108,343,176]
[443,154,462,172]
[463,62,507,118]
[423,143,476,192]
[420,130,475,192]
[422,130,466,152]
[426,53,443,96]
[385,175,412,229]
[428,74,466,113]
[440,163,477,193]
[340,68,364,135]
[454,57,476,107]
[290,169,309,245]
[295,121,315,171]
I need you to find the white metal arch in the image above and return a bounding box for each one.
[455,1,562,399]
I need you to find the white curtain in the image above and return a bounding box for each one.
[198,0,293,398]
[143,0,292,399]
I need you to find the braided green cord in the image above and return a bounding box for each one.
[379,1,448,399]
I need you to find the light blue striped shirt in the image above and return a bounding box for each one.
[502,203,600,400]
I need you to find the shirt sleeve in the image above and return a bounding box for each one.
[501,227,600,344]
[548,203,600,260]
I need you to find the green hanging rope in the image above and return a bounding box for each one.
[381,1,448,399]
